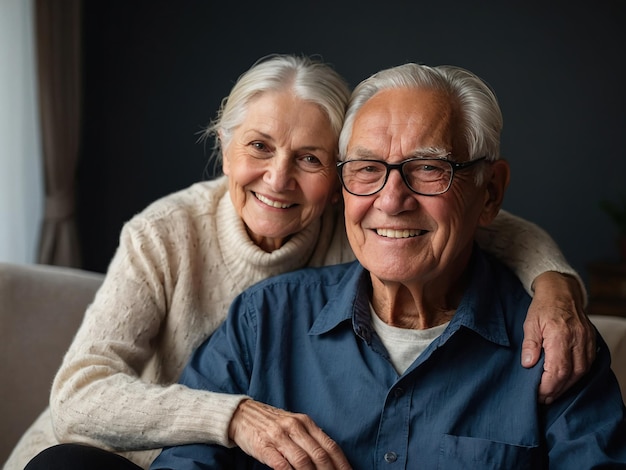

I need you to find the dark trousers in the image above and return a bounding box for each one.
[25,444,143,470]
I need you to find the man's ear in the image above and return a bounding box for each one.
[478,159,510,226]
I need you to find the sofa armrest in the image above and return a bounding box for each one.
[0,262,104,464]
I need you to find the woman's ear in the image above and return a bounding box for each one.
[478,159,510,226]
[219,130,230,176]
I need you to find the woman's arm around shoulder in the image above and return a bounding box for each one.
[476,209,595,404]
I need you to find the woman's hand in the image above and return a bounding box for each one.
[521,271,596,404]
[229,399,352,470]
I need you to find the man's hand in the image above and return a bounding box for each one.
[522,271,596,404]
[229,399,352,470]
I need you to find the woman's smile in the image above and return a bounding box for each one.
[253,191,296,210]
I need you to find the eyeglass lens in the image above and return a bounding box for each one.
[340,159,453,196]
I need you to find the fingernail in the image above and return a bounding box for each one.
[523,354,532,365]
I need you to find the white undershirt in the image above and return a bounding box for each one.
[369,304,450,375]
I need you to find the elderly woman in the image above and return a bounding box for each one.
[151,62,625,469]
[14,55,592,470]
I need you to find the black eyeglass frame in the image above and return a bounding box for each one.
[336,156,488,197]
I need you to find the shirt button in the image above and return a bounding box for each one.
[393,387,404,398]
[384,451,398,463]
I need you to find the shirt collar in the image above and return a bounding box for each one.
[308,261,368,337]
[442,249,510,348]
[309,248,510,349]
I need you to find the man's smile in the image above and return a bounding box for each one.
[375,228,428,238]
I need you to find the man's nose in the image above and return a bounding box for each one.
[375,168,418,214]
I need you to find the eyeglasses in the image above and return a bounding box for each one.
[337,156,487,197]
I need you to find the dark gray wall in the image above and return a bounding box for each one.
[78,0,626,286]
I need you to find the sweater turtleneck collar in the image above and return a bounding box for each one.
[216,190,323,290]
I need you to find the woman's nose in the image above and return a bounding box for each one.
[263,157,296,192]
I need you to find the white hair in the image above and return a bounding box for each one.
[338,63,503,169]
[203,54,350,171]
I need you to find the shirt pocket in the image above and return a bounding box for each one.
[438,433,543,469]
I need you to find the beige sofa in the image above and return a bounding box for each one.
[0,262,104,464]
[1,262,626,465]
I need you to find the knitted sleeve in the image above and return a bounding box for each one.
[49,213,247,457]
[475,209,586,301]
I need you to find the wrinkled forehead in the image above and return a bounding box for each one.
[348,88,465,159]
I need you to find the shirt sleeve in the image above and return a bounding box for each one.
[151,294,257,469]
[475,209,587,302]
[544,332,626,468]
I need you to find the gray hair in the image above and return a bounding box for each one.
[338,63,503,168]
[204,54,351,172]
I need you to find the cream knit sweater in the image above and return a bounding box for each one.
[4,176,579,469]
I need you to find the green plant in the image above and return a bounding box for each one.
[600,195,626,236]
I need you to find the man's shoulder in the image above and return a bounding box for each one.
[480,250,530,299]
[247,261,358,294]
[471,249,532,327]
[231,262,360,332]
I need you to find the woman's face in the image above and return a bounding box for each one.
[222,90,339,252]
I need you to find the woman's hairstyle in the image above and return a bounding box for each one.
[338,63,503,166]
[204,54,351,172]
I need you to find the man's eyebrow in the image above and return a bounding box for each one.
[346,146,449,159]
[408,147,449,158]
[346,146,379,159]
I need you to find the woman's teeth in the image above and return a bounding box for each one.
[376,228,424,238]
[255,193,293,209]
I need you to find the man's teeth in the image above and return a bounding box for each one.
[255,193,293,209]
[376,228,424,238]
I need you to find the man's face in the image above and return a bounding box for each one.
[343,87,499,288]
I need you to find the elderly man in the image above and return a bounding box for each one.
[151,64,626,469]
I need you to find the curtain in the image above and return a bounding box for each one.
[35,0,82,267]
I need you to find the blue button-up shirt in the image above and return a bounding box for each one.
[151,250,626,469]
